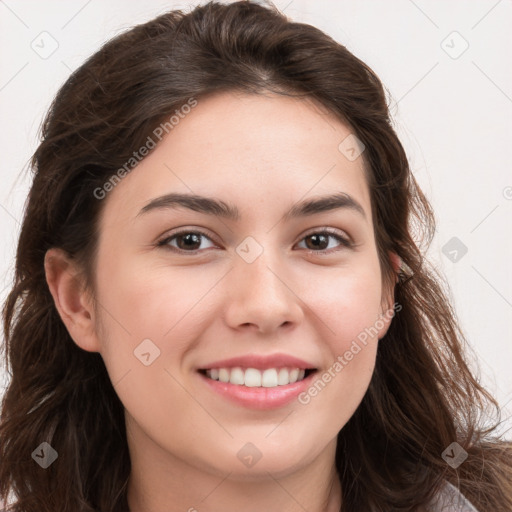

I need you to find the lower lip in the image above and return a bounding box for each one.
[198,371,316,410]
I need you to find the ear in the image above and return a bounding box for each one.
[377,251,402,339]
[44,248,101,353]
[389,251,402,281]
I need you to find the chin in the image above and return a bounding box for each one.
[197,439,320,481]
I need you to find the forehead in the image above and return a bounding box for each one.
[101,91,371,223]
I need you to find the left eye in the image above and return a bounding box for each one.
[158,229,351,254]
[301,231,352,254]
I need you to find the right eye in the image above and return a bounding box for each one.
[157,230,218,253]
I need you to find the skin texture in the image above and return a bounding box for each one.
[45,91,397,512]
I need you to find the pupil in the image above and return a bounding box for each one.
[307,234,327,250]
[179,233,200,249]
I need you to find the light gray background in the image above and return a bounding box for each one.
[1,0,511,436]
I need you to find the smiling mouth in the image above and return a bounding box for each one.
[198,367,317,388]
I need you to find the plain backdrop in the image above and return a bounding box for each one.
[0,0,511,436]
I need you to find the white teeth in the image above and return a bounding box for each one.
[261,369,278,387]
[229,367,245,385]
[218,368,230,383]
[244,368,262,387]
[277,368,289,385]
[289,368,299,383]
[205,367,310,387]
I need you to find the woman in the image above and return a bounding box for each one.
[1,1,511,511]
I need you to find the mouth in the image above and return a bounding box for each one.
[198,367,317,388]
[196,355,318,409]
[196,353,319,409]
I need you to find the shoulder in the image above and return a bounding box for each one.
[426,481,481,512]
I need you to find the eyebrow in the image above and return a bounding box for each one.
[138,192,366,221]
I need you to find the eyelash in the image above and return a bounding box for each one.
[156,228,353,255]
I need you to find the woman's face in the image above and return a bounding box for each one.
[85,91,394,478]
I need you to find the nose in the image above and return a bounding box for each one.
[223,249,304,335]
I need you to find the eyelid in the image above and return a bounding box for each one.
[295,227,354,254]
[298,226,352,245]
[156,227,220,251]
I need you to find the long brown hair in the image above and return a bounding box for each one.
[1,2,511,511]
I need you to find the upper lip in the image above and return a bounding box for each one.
[198,353,317,371]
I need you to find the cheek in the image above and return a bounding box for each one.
[296,257,384,347]
[293,260,383,416]
[92,255,219,452]
[91,252,234,425]
[94,249,224,350]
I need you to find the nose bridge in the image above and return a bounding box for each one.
[224,238,303,332]
[234,234,280,284]
[241,251,285,299]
